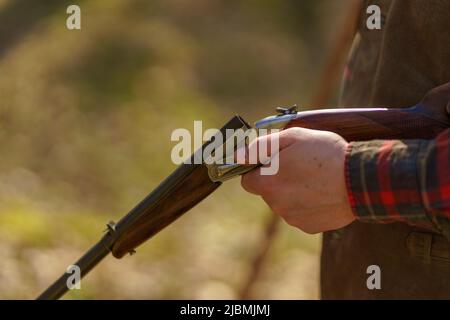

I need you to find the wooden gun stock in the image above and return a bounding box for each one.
[285,106,449,141]
[284,83,450,140]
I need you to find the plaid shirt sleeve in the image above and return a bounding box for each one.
[345,128,450,239]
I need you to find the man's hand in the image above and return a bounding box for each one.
[241,127,355,234]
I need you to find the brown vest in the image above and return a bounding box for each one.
[321,0,450,299]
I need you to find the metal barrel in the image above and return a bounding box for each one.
[36,233,114,300]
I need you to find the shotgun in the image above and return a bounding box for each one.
[37,83,450,299]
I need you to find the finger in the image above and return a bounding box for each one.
[236,129,298,165]
[240,167,265,195]
[235,132,277,165]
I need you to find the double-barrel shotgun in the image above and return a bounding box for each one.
[37,83,450,299]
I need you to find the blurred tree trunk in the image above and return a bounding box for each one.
[239,0,362,300]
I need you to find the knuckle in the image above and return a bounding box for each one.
[270,206,284,217]
[270,202,289,218]
[282,127,303,136]
[283,212,298,226]
[241,172,272,195]
[281,212,320,234]
[280,128,302,142]
[283,215,294,225]
[279,127,311,149]
[240,174,255,193]
[292,219,320,234]
[301,226,319,235]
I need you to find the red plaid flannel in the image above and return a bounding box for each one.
[345,128,450,238]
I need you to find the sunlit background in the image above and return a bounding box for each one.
[0,0,352,299]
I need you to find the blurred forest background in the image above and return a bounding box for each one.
[0,0,353,299]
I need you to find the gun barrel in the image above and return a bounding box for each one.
[36,115,250,299]
[36,233,113,300]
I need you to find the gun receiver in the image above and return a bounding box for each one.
[37,83,450,299]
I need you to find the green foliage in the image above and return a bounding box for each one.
[0,0,349,299]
